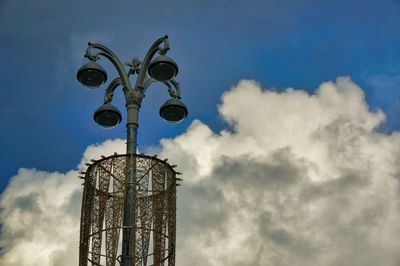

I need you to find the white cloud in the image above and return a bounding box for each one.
[0,169,80,266]
[77,138,126,170]
[1,77,400,265]
[162,77,400,265]
[0,139,125,266]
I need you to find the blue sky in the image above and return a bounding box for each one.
[1,0,400,192]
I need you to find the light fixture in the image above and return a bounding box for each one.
[93,103,122,128]
[77,62,107,88]
[159,98,188,123]
[148,55,178,82]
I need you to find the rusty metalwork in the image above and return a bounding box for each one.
[79,154,178,266]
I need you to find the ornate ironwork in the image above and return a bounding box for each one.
[79,154,178,266]
[124,90,143,106]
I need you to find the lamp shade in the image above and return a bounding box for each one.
[77,62,107,88]
[148,55,178,82]
[93,103,122,128]
[159,98,188,123]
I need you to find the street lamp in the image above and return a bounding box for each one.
[160,97,188,123]
[77,35,187,266]
[93,103,122,128]
[148,55,178,82]
[77,62,108,88]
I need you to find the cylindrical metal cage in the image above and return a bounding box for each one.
[79,154,177,266]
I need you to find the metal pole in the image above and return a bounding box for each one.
[121,93,140,266]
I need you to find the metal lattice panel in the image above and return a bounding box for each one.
[79,154,178,266]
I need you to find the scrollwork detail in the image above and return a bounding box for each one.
[125,90,143,106]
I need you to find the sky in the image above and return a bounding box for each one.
[0,0,400,265]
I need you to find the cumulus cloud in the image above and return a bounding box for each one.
[0,169,80,266]
[1,77,400,266]
[0,140,125,266]
[161,77,400,266]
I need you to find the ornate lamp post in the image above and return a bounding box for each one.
[77,36,187,266]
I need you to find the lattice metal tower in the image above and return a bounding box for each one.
[76,36,187,266]
[79,154,179,265]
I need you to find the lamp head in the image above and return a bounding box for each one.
[159,98,188,123]
[148,55,178,82]
[77,62,107,88]
[93,103,122,128]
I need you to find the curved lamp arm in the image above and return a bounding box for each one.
[140,77,181,99]
[85,43,133,91]
[143,77,157,90]
[103,76,177,104]
[102,71,180,105]
[169,79,182,98]
[134,35,169,89]
[163,79,182,99]
[104,77,122,104]
[103,63,140,104]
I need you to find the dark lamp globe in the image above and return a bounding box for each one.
[148,55,178,82]
[93,103,122,128]
[159,98,188,123]
[77,62,107,88]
